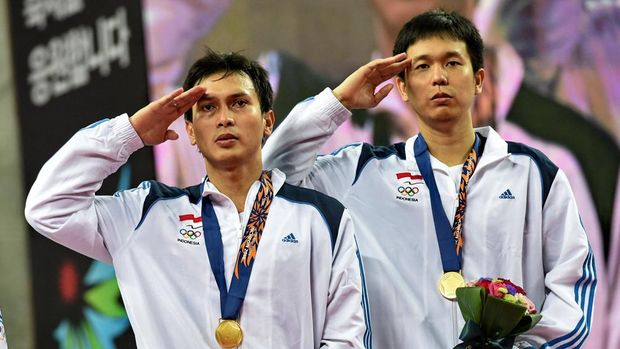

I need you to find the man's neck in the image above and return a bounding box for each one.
[419,122,476,166]
[206,160,263,213]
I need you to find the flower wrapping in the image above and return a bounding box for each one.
[454,278,542,349]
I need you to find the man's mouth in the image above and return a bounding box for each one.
[215,134,238,144]
[431,92,452,100]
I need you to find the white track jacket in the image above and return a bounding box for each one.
[0,309,7,349]
[25,115,369,349]
[263,89,596,349]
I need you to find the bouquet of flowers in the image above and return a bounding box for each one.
[454,277,542,349]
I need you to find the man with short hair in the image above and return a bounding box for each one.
[25,50,368,348]
[264,9,595,348]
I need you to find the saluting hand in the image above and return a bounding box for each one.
[129,86,206,146]
[333,53,411,110]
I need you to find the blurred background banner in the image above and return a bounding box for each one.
[7,0,152,347]
[0,0,618,348]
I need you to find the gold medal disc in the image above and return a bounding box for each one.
[438,271,465,300]
[215,319,243,348]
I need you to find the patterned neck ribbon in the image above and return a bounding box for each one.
[413,134,482,272]
[202,170,274,320]
[452,139,480,257]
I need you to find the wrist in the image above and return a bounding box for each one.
[332,86,352,110]
[115,114,145,154]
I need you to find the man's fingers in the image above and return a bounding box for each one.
[164,129,179,141]
[172,86,206,112]
[365,58,411,86]
[367,53,408,70]
[155,86,205,112]
[373,53,408,65]
[374,58,412,81]
[374,84,394,105]
[155,88,184,109]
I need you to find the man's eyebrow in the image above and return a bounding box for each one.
[226,92,252,99]
[411,51,464,61]
[196,91,251,102]
[196,94,213,103]
[444,51,465,59]
[411,54,430,62]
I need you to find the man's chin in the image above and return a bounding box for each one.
[205,153,246,170]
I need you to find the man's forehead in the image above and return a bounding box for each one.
[407,37,468,58]
[195,71,256,96]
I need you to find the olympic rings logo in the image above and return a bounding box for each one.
[398,186,419,197]
[179,229,202,240]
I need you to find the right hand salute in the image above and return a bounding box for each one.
[129,86,206,145]
[333,53,411,110]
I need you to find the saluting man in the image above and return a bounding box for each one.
[25,49,369,348]
[264,9,595,349]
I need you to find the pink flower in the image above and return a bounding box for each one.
[475,278,492,290]
[488,282,507,298]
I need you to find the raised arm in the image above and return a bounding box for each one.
[24,87,204,262]
[263,54,411,200]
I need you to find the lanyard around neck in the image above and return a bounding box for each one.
[413,134,482,272]
[201,171,274,320]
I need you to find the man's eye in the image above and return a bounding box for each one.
[233,100,248,108]
[415,64,429,70]
[447,61,461,67]
[201,104,215,112]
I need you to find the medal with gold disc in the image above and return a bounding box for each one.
[203,172,274,348]
[215,319,243,349]
[438,271,465,300]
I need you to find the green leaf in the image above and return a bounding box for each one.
[456,287,485,323]
[509,314,543,336]
[481,296,528,339]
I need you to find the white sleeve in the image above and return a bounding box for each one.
[321,210,368,349]
[0,309,7,349]
[517,170,596,348]
[263,88,361,201]
[24,115,147,263]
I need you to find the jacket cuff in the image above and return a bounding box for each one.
[112,113,144,159]
[315,88,352,129]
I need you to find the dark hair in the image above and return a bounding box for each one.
[393,9,484,79]
[182,48,273,122]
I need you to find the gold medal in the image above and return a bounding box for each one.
[215,319,243,348]
[438,271,465,300]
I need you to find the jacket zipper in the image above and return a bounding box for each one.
[452,301,459,346]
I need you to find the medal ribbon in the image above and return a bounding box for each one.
[413,134,482,272]
[202,171,274,320]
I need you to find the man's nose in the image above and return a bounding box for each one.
[217,108,235,127]
[432,65,448,86]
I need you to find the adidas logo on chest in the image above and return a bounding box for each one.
[282,233,299,243]
[499,189,515,199]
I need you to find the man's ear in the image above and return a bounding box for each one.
[474,68,485,95]
[263,110,275,138]
[185,120,197,145]
[396,76,410,102]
